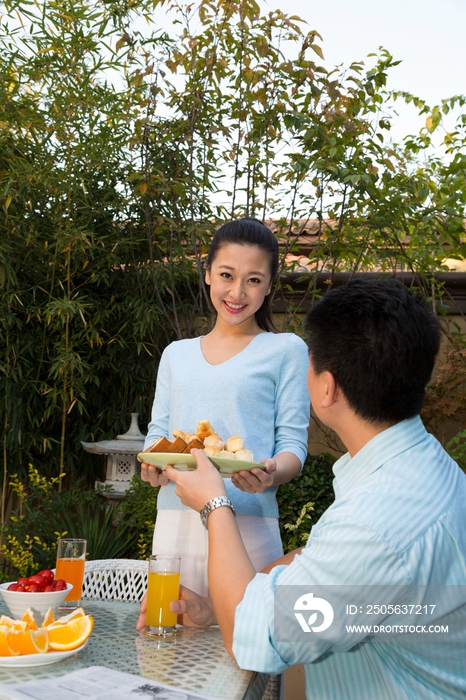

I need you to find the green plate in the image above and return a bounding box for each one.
[138,452,264,478]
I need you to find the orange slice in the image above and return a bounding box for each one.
[6,629,29,655]
[0,627,21,656]
[48,615,94,651]
[6,627,49,655]
[48,607,85,627]
[21,608,38,631]
[41,608,55,628]
[0,626,17,656]
[0,615,27,631]
[0,615,13,626]
[29,628,49,654]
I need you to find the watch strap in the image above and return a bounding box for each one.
[200,496,236,529]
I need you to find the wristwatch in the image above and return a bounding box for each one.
[200,496,236,529]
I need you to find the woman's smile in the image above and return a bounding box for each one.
[223,300,248,313]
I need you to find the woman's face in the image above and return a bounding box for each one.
[205,243,272,330]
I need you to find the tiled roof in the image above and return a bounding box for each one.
[264,219,465,274]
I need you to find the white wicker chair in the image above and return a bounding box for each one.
[82,559,148,602]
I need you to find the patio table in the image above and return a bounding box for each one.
[0,599,274,700]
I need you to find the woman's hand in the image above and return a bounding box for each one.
[165,449,226,512]
[231,457,277,493]
[140,461,170,487]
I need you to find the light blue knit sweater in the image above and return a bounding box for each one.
[144,332,310,517]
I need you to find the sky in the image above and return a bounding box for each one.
[260,0,466,142]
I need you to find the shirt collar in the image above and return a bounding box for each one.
[332,415,428,500]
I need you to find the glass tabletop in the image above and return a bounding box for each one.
[0,599,269,700]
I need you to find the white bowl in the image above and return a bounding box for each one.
[0,582,73,624]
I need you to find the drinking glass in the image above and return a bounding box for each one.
[146,555,181,637]
[55,538,87,610]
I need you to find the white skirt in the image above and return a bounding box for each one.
[152,509,284,597]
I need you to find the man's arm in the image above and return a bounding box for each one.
[166,450,256,656]
[205,507,256,655]
[261,547,304,573]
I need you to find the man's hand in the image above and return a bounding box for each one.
[136,591,149,631]
[165,449,226,512]
[170,586,217,627]
[140,461,169,487]
[231,458,277,493]
[136,586,216,631]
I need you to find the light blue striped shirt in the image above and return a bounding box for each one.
[233,417,466,699]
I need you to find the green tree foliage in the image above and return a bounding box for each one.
[0,466,137,578]
[277,453,336,553]
[120,476,160,561]
[0,0,465,512]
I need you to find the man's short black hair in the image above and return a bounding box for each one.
[305,279,442,425]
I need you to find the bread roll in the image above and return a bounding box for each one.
[235,449,255,462]
[195,420,216,440]
[225,436,244,453]
[173,429,192,442]
[204,435,224,451]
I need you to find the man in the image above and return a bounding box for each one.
[139,279,466,699]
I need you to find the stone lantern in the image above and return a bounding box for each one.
[81,413,146,499]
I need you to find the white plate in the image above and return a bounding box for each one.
[0,640,88,667]
[138,452,265,477]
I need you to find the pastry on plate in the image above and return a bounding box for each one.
[234,449,255,462]
[169,437,188,453]
[219,450,235,459]
[204,447,222,457]
[225,436,244,453]
[204,435,224,451]
[173,429,192,442]
[195,420,217,440]
[183,438,205,452]
[145,436,173,453]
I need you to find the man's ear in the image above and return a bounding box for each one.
[321,371,338,408]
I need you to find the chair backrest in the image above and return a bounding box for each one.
[82,559,148,602]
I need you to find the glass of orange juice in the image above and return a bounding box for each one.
[55,538,87,610]
[146,555,181,638]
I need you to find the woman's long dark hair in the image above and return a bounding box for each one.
[205,217,279,332]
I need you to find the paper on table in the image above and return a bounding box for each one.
[0,665,217,700]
